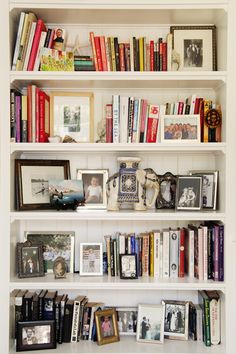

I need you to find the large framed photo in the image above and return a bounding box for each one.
[136,304,164,344]
[95,308,120,345]
[25,231,75,273]
[50,92,94,142]
[76,169,108,209]
[176,176,202,210]
[170,25,217,71]
[116,307,137,335]
[80,243,103,276]
[15,159,70,210]
[119,254,138,279]
[16,320,56,351]
[16,241,44,278]
[189,170,218,210]
[161,115,200,143]
[162,300,189,340]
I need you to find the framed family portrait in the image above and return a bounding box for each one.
[16,320,56,351]
[161,115,200,143]
[176,176,202,210]
[156,172,177,209]
[16,241,44,278]
[170,25,217,71]
[116,307,137,335]
[50,92,94,142]
[162,300,189,340]
[119,254,138,279]
[76,169,108,209]
[80,243,103,276]
[95,308,120,345]
[136,304,164,344]
[15,159,70,210]
[25,231,75,273]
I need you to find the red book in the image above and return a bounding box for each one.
[39,90,50,142]
[27,85,32,142]
[194,97,200,114]
[146,105,159,143]
[179,228,185,278]
[89,32,98,71]
[178,102,184,115]
[199,98,204,142]
[119,43,125,71]
[100,36,108,71]
[94,36,103,71]
[27,19,47,71]
[35,87,40,142]
[48,29,55,48]
[150,40,154,71]
[162,42,167,71]
[105,104,113,143]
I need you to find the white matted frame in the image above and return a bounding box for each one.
[161,114,200,143]
[79,242,103,276]
[136,304,164,344]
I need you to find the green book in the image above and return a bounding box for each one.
[198,290,211,346]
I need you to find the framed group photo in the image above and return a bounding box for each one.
[161,115,201,143]
[116,307,137,335]
[136,304,164,344]
[79,243,103,276]
[162,300,189,340]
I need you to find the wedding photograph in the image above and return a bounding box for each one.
[162,300,189,340]
[136,304,164,344]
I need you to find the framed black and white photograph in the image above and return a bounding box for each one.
[170,25,217,71]
[16,241,45,279]
[119,254,138,279]
[49,179,85,210]
[16,320,56,351]
[156,172,177,209]
[162,300,189,340]
[80,243,103,276]
[116,307,138,335]
[189,170,218,210]
[76,169,108,209]
[176,176,202,210]
[136,304,164,344]
[161,115,200,143]
[15,159,70,210]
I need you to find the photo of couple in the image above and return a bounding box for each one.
[137,304,164,344]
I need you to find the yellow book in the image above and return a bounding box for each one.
[203,100,212,142]
[149,231,154,277]
[139,37,144,71]
[110,37,116,72]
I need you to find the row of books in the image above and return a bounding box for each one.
[104,222,224,281]
[10,86,50,143]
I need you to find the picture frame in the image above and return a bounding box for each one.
[189,170,218,210]
[16,240,45,278]
[155,172,177,209]
[49,179,85,210]
[95,308,120,345]
[80,243,103,276]
[16,320,56,351]
[50,92,94,142]
[53,256,67,278]
[119,254,138,279]
[162,300,189,340]
[116,307,138,335]
[176,176,202,210]
[161,114,201,143]
[15,159,70,210]
[170,25,217,71]
[136,304,164,344]
[76,169,109,209]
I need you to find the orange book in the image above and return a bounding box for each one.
[94,36,103,71]
[100,36,108,71]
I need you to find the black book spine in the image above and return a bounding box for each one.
[127,97,134,143]
[63,302,74,343]
[139,237,143,277]
[44,28,52,48]
[133,37,137,71]
[185,104,190,114]
[23,298,32,321]
[154,49,157,71]
[136,38,140,71]
[207,227,213,279]
[78,300,87,341]
[21,120,28,142]
[55,302,61,342]
[10,89,16,140]
[125,235,129,254]
[114,37,120,71]
[15,303,23,338]
[110,239,115,276]
[219,224,224,281]
[58,300,66,344]
[158,38,163,71]
[32,296,39,321]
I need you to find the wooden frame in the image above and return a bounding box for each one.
[119,254,138,279]
[15,159,70,210]
[95,308,120,345]
[176,176,202,210]
[16,240,45,278]
[50,91,94,142]
[136,304,164,344]
[162,300,189,340]
[79,242,103,276]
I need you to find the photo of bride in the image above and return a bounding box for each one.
[162,300,189,340]
[136,304,164,344]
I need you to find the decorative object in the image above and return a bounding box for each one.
[16,241,45,278]
[160,114,201,143]
[15,159,70,210]
[136,304,164,344]
[80,243,103,276]
[49,179,84,210]
[106,157,159,211]
[53,256,67,278]
[176,176,202,210]
[25,231,75,273]
[96,118,106,143]
[155,172,177,209]
[116,307,138,335]
[48,136,62,143]
[76,169,108,209]
[162,300,189,340]
[50,92,94,142]
[189,170,218,209]
[16,320,56,351]
[119,254,138,279]
[170,25,217,71]
[95,308,120,345]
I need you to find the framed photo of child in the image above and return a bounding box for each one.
[95,308,120,345]
[76,169,108,209]
[79,243,103,276]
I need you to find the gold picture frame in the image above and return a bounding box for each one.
[50,92,94,142]
[95,308,120,345]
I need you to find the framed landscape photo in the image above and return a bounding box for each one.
[136,304,164,344]
[95,308,120,345]
[162,300,189,340]
[116,307,138,335]
[176,176,202,210]
[119,254,138,279]
[170,25,217,71]
[16,241,45,278]
[161,115,200,143]
[15,159,70,210]
[50,92,94,142]
[80,243,103,276]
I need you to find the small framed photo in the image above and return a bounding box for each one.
[189,170,218,210]
[16,241,44,278]
[25,231,75,273]
[161,115,200,143]
[156,172,177,209]
[95,308,120,345]
[176,176,202,210]
[170,25,217,71]
[15,159,70,210]
[136,304,164,344]
[76,169,108,209]
[116,307,138,335]
[162,300,189,340]
[119,254,138,279]
[50,92,94,142]
[53,256,67,278]
[80,243,103,276]
[16,320,56,351]
[49,179,85,210]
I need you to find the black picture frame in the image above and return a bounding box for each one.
[16,240,45,278]
[155,172,177,209]
[16,320,56,352]
[119,254,138,279]
[176,176,202,211]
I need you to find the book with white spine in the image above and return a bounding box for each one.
[112,95,120,143]
[162,229,170,278]
[12,12,25,70]
[33,31,47,71]
[153,230,161,277]
[169,228,179,278]
[23,22,37,71]
[119,96,129,143]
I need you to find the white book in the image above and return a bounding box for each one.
[187,228,195,278]
[209,297,221,345]
[153,230,161,277]
[197,227,204,281]
[174,102,179,115]
[31,85,36,143]
[158,104,166,142]
[119,96,129,143]
[135,98,142,143]
[159,233,163,278]
[162,229,170,278]
[112,95,120,143]
[33,31,47,71]
[118,234,126,254]
[23,22,36,71]
[132,98,140,143]
[169,229,179,278]
[12,12,25,70]
[71,299,81,342]
[190,94,197,114]
[201,225,208,281]
[195,304,203,342]
[166,32,172,71]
